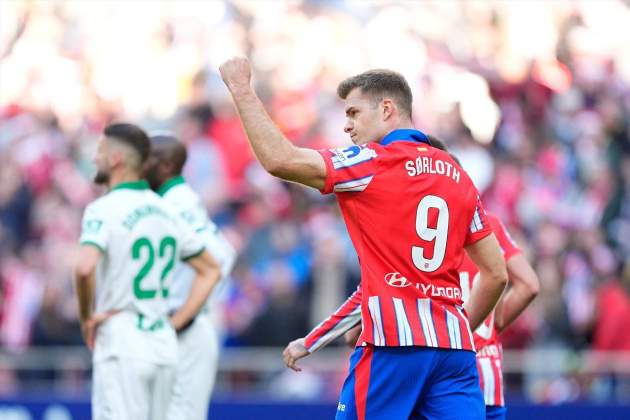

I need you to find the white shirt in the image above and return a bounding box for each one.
[158,176,236,312]
[79,180,204,364]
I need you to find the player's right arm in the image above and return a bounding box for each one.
[74,244,100,349]
[463,234,508,331]
[344,325,361,348]
[283,286,362,371]
[74,245,100,320]
[75,203,117,350]
[219,57,326,190]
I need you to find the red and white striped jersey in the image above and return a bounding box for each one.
[476,348,505,407]
[316,129,492,351]
[303,211,522,406]
[304,285,362,353]
[459,213,521,406]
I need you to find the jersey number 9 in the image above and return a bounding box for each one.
[412,195,449,273]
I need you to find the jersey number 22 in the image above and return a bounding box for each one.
[132,236,177,300]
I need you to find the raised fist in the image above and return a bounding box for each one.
[219,56,252,93]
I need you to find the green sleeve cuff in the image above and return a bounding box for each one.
[80,241,105,253]
[181,246,205,261]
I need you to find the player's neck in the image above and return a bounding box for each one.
[377,121,416,142]
[108,169,142,190]
[391,119,415,132]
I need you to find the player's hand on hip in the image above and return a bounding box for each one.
[219,57,252,94]
[282,338,309,372]
[81,310,119,351]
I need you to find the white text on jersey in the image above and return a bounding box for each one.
[123,205,172,230]
[405,157,460,183]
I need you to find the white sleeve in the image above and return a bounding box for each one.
[79,203,109,252]
[203,220,237,278]
[175,216,206,261]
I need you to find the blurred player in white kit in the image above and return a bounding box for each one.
[145,134,237,420]
[74,123,222,420]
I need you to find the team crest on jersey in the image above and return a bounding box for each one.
[330,145,377,170]
[332,145,361,161]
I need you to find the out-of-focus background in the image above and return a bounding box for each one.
[1,0,630,419]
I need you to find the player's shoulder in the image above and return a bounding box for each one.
[486,212,502,229]
[445,153,478,193]
[325,144,378,170]
[162,182,198,205]
[149,191,179,215]
[487,213,517,242]
[114,187,177,218]
[487,213,515,240]
[84,193,113,215]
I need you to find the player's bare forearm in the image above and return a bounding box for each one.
[171,251,221,331]
[494,253,539,332]
[228,88,294,171]
[75,271,95,322]
[463,234,508,330]
[74,245,101,322]
[344,325,361,348]
[465,273,505,331]
[220,57,326,190]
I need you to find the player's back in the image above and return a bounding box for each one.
[79,180,203,364]
[158,178,236,312]
[320,132,491,350]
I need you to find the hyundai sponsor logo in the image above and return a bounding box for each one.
[384,272,412,288]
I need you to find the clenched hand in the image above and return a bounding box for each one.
[219,57,252,95]
[282,338,310,372]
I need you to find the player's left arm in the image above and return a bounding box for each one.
[205,223,237,278]
[464,234,508,331]
[170,250,222,332]
[494,253,540,332]
[461,197,508,330]
[219,57,326,190]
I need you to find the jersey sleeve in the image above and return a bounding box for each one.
[465,195,493,245]
[202,220,237,278]
[489,216,522,261]
[175,217,206,261]
[317,145,378,194]
[303,285,363,353]
[79,203,109,252]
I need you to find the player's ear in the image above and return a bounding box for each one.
[382,98,394,121]
[108,148,124,169]
[163,160,176,176]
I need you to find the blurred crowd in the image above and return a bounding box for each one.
[2,0,630,403]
